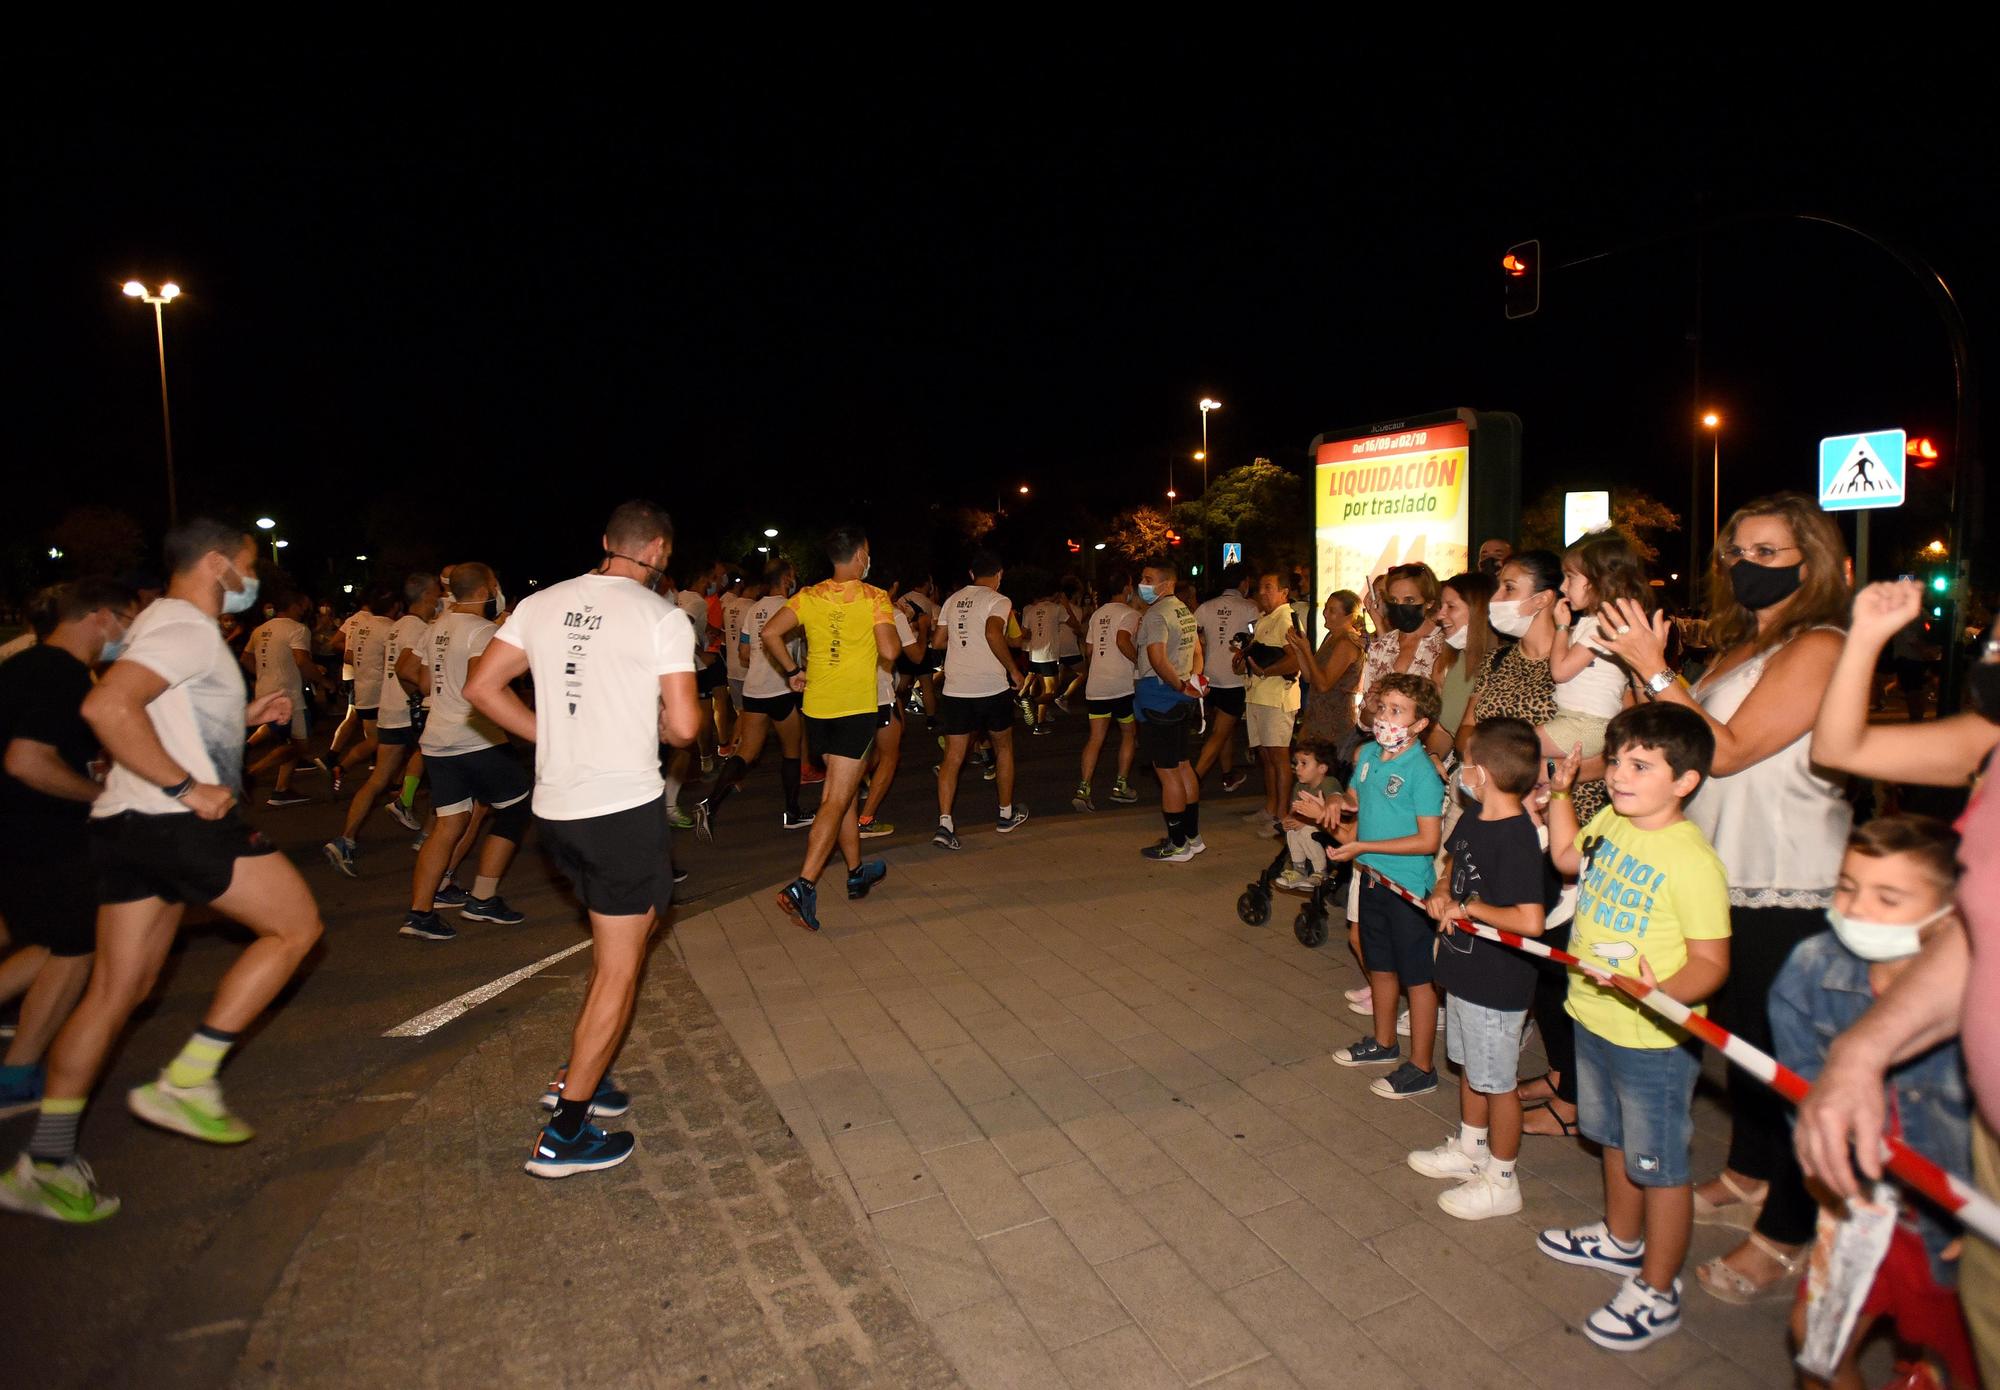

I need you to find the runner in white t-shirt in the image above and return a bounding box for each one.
[1021,589,1070,734]
[856,577,924,839]
[324,576,434,876]
[931,549,1030,849]
[243,592,325,807]
[1192,566,1257,793]
[3,520,326,1223]
[398,562,532,942]
[899,579,942,723]
[658,577,715,830]
[694,558,811,838]
[1052,577,1089,714]
[1072,575,1143,812]
[327,594,392,794]
[468,501,702,1179]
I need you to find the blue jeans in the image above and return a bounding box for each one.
[1574,1025,1701,1188]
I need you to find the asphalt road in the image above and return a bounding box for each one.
[1,707,1261,1389]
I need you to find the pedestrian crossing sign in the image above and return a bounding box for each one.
[1818,429,1906,512]
[1221,542,1243,568]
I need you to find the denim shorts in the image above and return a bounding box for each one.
[1573,1024,1702,1188]
[1444,996,1527,1095]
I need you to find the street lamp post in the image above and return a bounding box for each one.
[1701,412,1721,539]
[123,280,183,528]
[1198,399,1221,493]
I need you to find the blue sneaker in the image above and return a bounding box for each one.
[996,805,1030,833]
[847,859,888,900]
[322,837,358,879]
[0,1064,44,1121]
[777,878,820,932]
[1331,1035,1400,1068]
[1537,1220,1646,1276]
[523,1122,636,1179]
[1584,1275,1682,1351]
[432,882,470,908]
[539,1068,631,1119]
[398,910,457,941]
[460,895,524,924]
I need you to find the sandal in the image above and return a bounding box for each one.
[1522,1103,1580,1138]
[1695,1232,1806,1305]
[1692,1171,1768,1229]
[1518,1073,1558,1106]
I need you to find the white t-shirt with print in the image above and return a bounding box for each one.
[376,615,430,729]
[1084,602,1142,700]
[495,571,697,820]
[1195,592,1257,690]
[740,593,799,700]
[250,616,310,704]
[1023,600,1066,664]
[94,598,247,817]
[346,612,390,708]
[721,594,750,678]
[875,609,917,706]
[1056,602,1083,660]
[939,585,1014,699]
[420,611,507,756]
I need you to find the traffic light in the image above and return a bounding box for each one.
[1166,529,1182,547]
[1503,240,1540,319]
[1907,437,1941,468]
[1065,539,1082,554]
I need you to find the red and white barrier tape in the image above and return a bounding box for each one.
[1355,864,2000,1247]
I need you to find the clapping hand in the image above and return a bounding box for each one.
[1291,789,1327,825]
[1590,597,1671,674]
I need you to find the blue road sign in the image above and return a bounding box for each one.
[1221,542,1243,567]
[1818,429,1907,512]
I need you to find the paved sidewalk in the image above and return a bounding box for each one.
[677,803,1796,1390]
[233,945,961,1388]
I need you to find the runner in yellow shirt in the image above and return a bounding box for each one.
[759,526,900,931]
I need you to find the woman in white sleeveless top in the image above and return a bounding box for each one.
[1595,492,1851,1305]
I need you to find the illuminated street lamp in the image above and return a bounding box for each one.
[1701,411,1722,540]
[1198,398,1221,491]
[255,517,276,530]
[123,280,183,527]
[763,527,779,538]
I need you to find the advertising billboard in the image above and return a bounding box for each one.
[1312,420,1470,641]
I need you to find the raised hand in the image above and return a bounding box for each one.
[1549,742,1583,794]
[1591,597,1670,673]
[1848,579,1925,647]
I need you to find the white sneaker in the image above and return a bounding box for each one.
[1343,984,1373,1006]
[1347,995,1375,1017]
[1253,816,1283,839]
[1395,1008,1412,1036]
[1185,836,1207,856]
[1408,1141,1485,1181]
[1439,1170,1523,1220]
[1584,1275,1682,1352]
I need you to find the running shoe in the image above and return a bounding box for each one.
[1584,1276,1682,1352]
[693,799,716,843]
[0,1064,43,1120]
[981,760,997,781]
[1331,1036,1400,1067]
[1071,782,1094,813]
[1220,769,1248,792]
[1108,780,1138,805]
[461,895,525,925]
[1370,1062,1439,1100]
[672,865,690,885]
[1407,1139,1485,1181]
[399,910,457,941]
[322,837,359,879]
[266,790,311,808]
[698,753,716,777]
[0,1154,120,1223]
[1536,1220,1646,1276]
[847,860,888,900]
[667,805,696,831]
[1139,839,1195,863]
[800,764,825,787]
[1185,836,1207,856]
[781,809,815,831]
[996,805,1030,833]
[310,756,333,780]
[128,1077,254,1144]
[932,822,962,851]
[432,882,470,908]
[1031,723,1051,736]
[777,878,821,932]
[539,1068,631,1118]
[386,800,422,832]
[331,765,344,793]
[523,1122,636,1179]
[716,742,737,759]
[1054,695,1073,715]
[857,818,893,839]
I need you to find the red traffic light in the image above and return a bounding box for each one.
[1065,539,1082,553]
[1166,530,1182,546]
[1502,253,1530,277]
[1907,437,1940,467]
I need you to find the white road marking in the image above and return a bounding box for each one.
[166,1318,250,1342]
[355,1091,419,1103]
[382,941,592,1038]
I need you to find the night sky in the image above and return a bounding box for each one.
[7,44,1995,599]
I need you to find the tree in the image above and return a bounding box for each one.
[1519,487,1680,561]
[1170,460,1309,568]
[1104,506,1175,564]
[48,506,147,577]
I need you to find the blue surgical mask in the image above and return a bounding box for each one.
[100,635,128,663]
[1456,770,1482,801]
[223,566,260,616]
[1137,584,1159,604]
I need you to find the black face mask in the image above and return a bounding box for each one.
[1386,602,1427,634]
[1971,663,2000,723]
[1478,557,1503,578]
[1728,560,1804,612]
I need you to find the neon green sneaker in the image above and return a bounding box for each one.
[667,805,696,831]
[0,1153,121,1223]
[128,1077,253,1145]
[858,818,893,839]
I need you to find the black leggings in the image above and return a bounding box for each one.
[1713,903,1825,1246]
[1531,920,1578,1104]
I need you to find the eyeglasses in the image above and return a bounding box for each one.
[1720,545,1801,565]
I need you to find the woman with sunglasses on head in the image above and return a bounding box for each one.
[1594,491,1853,1306]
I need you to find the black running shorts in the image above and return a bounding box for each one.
[538,796,673,917]
[941,691,1013,736]
[696,661,727,698]
[1136,706,1193,769]
[426,745,532,817]
[377,722,417,747]
[89,810,277,908]
[1205,685,1246,719]
[1028,659,1060,677]
[806,712,876,761]
[1086,694,1135,722]
[876,702,902,729]
[741,691,801,721]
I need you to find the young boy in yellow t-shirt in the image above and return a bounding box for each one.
[1536,703,1730,1353]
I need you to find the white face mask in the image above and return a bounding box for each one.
[1443,625,1469,650]
[1825,904,1952,962]
[1372,718,1414,754]
[1487,596,1540,637]
[1456,770,1483,801]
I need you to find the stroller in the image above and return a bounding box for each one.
[1236,828,1349,948]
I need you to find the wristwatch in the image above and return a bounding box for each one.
[1644,668,1675,697]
